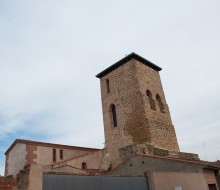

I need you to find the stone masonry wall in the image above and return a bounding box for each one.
[119,144,199,163]
[100,58,180,167]
[134,60,179,151]
[100,60,136,167]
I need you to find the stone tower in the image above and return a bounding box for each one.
[96,53,179,166]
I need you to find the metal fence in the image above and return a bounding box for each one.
[43,174,149,190]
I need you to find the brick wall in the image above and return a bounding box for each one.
[36,145,93,166]
[203,169,218,187]
[26,145,37,165]
[0,176,17,190]
[45,149,109,174]
[5,140,99,176]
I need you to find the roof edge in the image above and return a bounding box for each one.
[107,153,220,174]
[96,52,162,79]
[5,139,100,155]
[136,153,220,169]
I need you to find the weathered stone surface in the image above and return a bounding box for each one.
[99,59,179,166]
[178,152,200,161]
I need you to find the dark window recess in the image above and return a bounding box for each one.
[208,184,217,190]
[108,164,112,171]
[53,149,56,162]
[106,79,110,93]
[146,90,156,110]
[82,162,87,169]
[156,94,165,113]
[111,104,117,127]
[60,149,63,160]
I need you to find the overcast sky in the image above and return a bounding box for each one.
[0,0,220,175]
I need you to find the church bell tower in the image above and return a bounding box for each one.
[96,53,179,166]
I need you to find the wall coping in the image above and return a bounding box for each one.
[5,139,101,155]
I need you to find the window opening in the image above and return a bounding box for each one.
[60,149,63,160]
[82,162,87,169]
[53,149,56,162]
[208,184,217,190]
[147,90,156,110]
[111,104,117,127]
[156,94,165,113]
[106,79,110,93]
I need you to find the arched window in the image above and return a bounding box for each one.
[146,90,152,98]
[82,162,87,169]
[156,94,161,102]
[111,104,117,127]
[106,79,110,93]
[156,94,165,113]
[147,90,156,110]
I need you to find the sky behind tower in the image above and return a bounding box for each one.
[0,0,220,175]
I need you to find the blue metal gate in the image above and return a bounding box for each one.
[43,174,149,190]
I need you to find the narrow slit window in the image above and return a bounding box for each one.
[106,79,110,93]
[53,149,56,162]
[60,149,63,160]
[111,104,117,127]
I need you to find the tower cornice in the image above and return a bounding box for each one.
[96,52,162,78]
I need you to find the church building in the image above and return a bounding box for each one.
[4,53,220,190]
